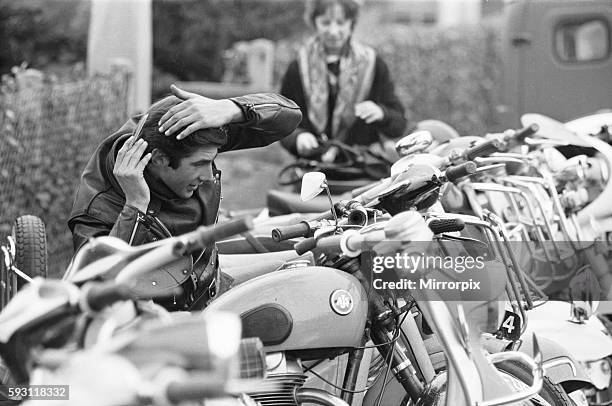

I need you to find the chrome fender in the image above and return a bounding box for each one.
[517,334,591,389]
[524,301,612,362]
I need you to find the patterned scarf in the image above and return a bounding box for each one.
[298,36,376,141]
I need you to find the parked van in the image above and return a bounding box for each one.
[499,0,612,127]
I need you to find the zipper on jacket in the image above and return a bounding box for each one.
[129,212,145,245]
[251,103,279,108]
[151,214,173,237]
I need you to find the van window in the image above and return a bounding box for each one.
[555,18,610,63]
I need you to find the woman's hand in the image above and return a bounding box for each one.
[158,85,243,140]
[355,101,385,124]
[113,136,152,212]
[296,132,320,157]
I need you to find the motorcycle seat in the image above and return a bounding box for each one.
[267,190,333,216]
[219,250,315,286]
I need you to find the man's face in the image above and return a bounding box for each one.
[157,145,218,199]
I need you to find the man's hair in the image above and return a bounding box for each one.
[305,0,360,28]
[139,96,226,169]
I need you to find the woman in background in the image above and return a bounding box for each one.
[280,0,407,162]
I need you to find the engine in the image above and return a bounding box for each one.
[247,353,307,406]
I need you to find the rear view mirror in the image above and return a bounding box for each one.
[395,130,433,157]
[300,172,327,201]
[300,171,338,225]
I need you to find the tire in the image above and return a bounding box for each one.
[11,215,48,290]
[397,360,574,406]
[496,360,574,406]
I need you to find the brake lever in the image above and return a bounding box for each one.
[473,163,507,174]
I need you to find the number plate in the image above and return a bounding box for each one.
[497,310,521,341]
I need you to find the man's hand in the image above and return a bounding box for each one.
[355,101,385,124]
[113,135,152,212]
[296,132,320,157]
[158,84,244,140]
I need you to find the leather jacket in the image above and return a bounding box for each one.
[68,93,302,309]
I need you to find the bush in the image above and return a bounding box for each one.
[0,0,89,75]
[0,65,131,276]
[153,0,307,84]
[375,24,503,136]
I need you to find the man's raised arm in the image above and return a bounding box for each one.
[157,85,302,151]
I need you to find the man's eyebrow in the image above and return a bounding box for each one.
[192,152,218,165]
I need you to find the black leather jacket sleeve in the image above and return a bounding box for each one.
[70,204,160,252]
[221,93,302,152]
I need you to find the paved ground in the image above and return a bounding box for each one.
[215,142,293,211]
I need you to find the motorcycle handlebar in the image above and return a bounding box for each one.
[294,237,317,255]
[445,161,477,183]
[464,139,503,161]
[272,221,312,242]
[80,282,134,312]
[427,218,465,234]
[302,215,464,256]
[511,123,539,143]
[174,217,253,255]
[315,234,344,251]
[165,377,227,403]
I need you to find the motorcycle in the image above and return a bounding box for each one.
[201,159,572,406]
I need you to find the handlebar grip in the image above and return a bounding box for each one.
[445,161,477,183]
[166,378,225,403]
[428,218,465,234]
[464,139,502,160]
[177,217,254,254]
[512,123,539,142]
[294,237,317,255]
[316,234,343,251]
[272,222,311,242]
[239,337,266,379]
[83,282,133,312]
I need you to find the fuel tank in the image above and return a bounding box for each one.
[203,266,368,353]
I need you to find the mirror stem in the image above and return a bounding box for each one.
[323,182,338,226]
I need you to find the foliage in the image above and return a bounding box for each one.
[0,65,130,276]
[0,0,89,75]
[375,24,503,135]
[152,0,307,83]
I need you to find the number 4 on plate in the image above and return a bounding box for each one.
[497,310,521,341]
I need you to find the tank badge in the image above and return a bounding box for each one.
[330,289,354,315]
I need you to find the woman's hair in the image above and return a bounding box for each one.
[304,0,361,28]
[139,96,226,169]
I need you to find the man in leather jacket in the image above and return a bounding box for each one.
[68,85,302,310]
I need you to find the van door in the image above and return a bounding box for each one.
[500,0,612,127]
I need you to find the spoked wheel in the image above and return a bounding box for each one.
[495,360,574,406]
[10,215,48,291]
